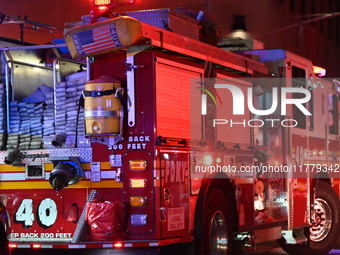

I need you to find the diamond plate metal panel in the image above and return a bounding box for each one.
[0,147,92,165]
[125,9,199,41]
[265,188,288,222]
[48,148,92,162]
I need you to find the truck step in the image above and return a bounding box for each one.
[282,230,307,244]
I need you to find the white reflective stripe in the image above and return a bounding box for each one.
[69,245,86,249]
[41,245,53,248]
[12,242,162,249]
[17,245,30,248]
[0,172,25,181]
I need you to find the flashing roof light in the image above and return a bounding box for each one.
[94,0,112,6]
[313,66,326,77]
[93,0,135,7]
[90,0,136,22]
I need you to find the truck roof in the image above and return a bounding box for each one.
[131,21,268,76]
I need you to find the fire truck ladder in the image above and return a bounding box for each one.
[0,12,64,42]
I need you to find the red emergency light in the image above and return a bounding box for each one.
[94,0,135,5]
[90,0,136,22]
[113,243,124,248]
[94,0,112,6]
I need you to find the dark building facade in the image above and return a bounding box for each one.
[0,0,339,76]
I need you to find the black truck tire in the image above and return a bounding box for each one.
[201,189,233,255]
[309,180,340,252]
[278,181,340,255]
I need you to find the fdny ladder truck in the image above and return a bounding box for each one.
[0,1,339,255]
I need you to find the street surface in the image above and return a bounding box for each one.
[244,241,340,255]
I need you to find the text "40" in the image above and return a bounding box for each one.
[15,198,57,229]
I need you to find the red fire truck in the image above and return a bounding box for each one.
[0,1,339,255]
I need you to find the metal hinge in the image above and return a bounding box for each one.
[126,63,145,72]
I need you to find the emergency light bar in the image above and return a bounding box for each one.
[90,0,136,22]
[313,66,326,77]
[94,0,112,6]
[93,0,135,5]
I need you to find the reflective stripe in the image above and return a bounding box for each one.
[84,110,120,117]
[69,245,86,249]
[103,244,113,248]
[41,245,53,248]
[10,237,185,249]
[0,180,123,190]
[17,245,31,248]
[0,173,25,181]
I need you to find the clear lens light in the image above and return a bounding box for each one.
[130,214,147,225]
[204,155,213,165]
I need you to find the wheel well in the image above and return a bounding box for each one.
[312,173,332,187]
[194,175,238,239]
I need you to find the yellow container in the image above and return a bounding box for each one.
[84,76,122,134]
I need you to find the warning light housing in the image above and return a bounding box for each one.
[129,159,147,171]
[130,196,147,207]
[90,0,136,22]
[94,0,113,6]
[313,66,326,77]
[130,178,147,189]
